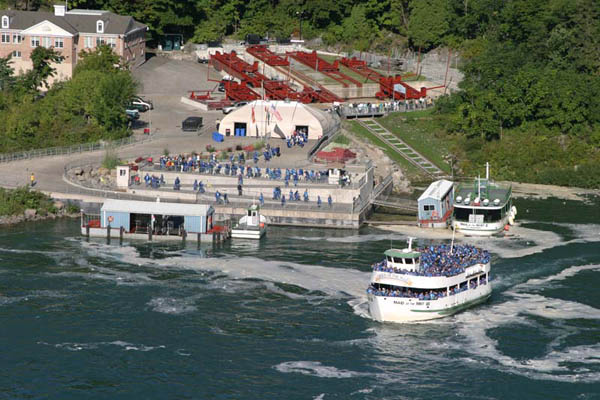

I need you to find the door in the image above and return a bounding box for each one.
[295,125,308,136]
[234,122,247,137]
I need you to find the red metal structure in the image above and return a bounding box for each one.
[339,57,385,83]
[340,57,432,100]
[223,80,261,102]
[286,50,363,88]
[210,51,267,88]
[246,45,289,66]
[377,75,427,100]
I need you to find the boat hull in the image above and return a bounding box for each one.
[231,228,265,239]
[368,284,492,322]
[452,219,508,236]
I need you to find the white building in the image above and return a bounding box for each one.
[218,100,338,140]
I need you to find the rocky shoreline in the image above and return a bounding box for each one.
[0,200,80,226]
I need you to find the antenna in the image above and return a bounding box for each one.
[478,174,481,200]
[486,162,489,181]
[407,237,414,251]
[450,225,456,255]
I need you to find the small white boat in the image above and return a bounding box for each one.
[367,238,492,322]
[231,204,267,239]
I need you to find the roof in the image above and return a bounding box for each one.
[101,199,213,216]
[0,9,146,35]
[384,249,421,259]
[418,179,454,202]
[454,179,512,208]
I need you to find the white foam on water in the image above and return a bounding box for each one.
[147,297,199,315]
[79,241,370,300]
[274,361,372,379]
[516,264,600,289]
[552,223,600,243]
[451,263,600,383]
[291,233,407,244]
[313,394,325,400]
[38,340,165,352]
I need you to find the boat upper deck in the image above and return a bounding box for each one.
[372,244,490,278]
[454,180,511,208]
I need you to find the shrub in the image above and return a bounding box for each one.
[102,148,121,170]
[253,140,265,150]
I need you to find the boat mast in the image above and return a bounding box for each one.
[486,162,489,181]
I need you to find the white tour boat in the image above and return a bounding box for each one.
[451,162,517,236]
[367,238,492,322]
[231,204,267,239]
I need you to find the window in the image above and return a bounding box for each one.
[12,34,22,44]
[84,36,93,48]
[106,37,116,48]
[96,37,105,46]
[1,16,8,29]
[11,50,21,58]
[96,20,104,33]
[423,205,434,211]
[54,38,64,48]
[1,33,9,44]
[31,36,40,47]
[42,37,52,48]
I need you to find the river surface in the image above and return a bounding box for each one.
[0,197,599,399]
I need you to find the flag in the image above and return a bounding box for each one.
[271,103,282,122]
[251,106,256,123]
[265,106,270,124]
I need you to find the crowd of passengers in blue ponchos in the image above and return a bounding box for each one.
[366,277,487,300]
[151,152,329,185]
[371,244,490,277]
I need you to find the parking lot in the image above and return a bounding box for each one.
[130,55,224,138]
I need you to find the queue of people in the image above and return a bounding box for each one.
[371,244,491,277]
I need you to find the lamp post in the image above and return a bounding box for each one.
[295,11,306,42]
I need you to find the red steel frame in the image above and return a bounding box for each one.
[210,50,343,103]
[286,50,363,88]
[246,45,289,66]
[210,51,267,88]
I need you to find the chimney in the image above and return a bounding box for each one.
[54,4,66,17]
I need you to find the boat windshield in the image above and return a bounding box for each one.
[372,244,490,277]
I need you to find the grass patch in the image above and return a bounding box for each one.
[346,121,426,180]
[378,110,453,174]
[332,134,351,145]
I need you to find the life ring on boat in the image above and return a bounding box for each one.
[108,216,114,223]
[511,206,517,217]
[508,215,515,226]
[431,210,438,219]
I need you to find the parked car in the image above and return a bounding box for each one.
[133,96,153,110]
[222,101,248,114]
[128,102,148,112]
[182,116,203,132]
[125,109,140,120]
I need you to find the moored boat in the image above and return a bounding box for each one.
[367,238,491,322]
[231,204,267,239]
[451,163,517,236]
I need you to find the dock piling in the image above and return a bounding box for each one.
[107,224,111,244]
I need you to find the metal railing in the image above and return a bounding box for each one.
[0,134,155,163]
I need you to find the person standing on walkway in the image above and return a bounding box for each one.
[328,195,332,207]
[317,196,322,208]
[259,192,264,206]
[237,184,243,196]
[30,173,35,187]
[281,195,286,207]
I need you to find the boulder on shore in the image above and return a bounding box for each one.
[24,209,37,219]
